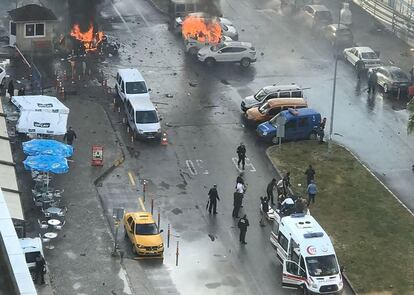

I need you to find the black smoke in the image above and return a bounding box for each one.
[199,0,222,16]
[68,0,103,31]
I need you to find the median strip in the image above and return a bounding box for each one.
[266,141,414,294]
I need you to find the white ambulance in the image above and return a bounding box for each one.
[270,212,343,294]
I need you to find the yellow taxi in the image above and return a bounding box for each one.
[123,211,164,257]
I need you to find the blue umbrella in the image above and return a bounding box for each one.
[23,155,69,174]
[23,139,73,158]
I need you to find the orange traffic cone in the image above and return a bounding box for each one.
[161,132,168,146]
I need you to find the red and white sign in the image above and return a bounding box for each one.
[307,246,317,255]
[91,145,104,166]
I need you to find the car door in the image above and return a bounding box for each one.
[348,48,359,65]
[125,216,134,241]
[119,78,126,101]
[284,118,297,140]
[233,47,247,61]
[375,68,385,86]
[282,260,307,289]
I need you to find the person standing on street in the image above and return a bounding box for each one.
[208,184,220,214]
[236,143,246,170]
[63,127,77,145]
[318,117,326,144]
[266,178,277,205]
[238,214,249,244]
[368,70,378,94]
[35,254,46,285]
[232,191,243,218]
[355,60,365,80]
[282,172,291,195]
[259,196,269,226]
[7,79,14,102]
[307,180,318,206]
[304,165,315,186]
[235,173,244,188]
[235,180,246,208]
[17,87,25,96]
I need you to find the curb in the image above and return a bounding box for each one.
[93,155,125,186]
[144,0,169,16]
[265,145,357,295]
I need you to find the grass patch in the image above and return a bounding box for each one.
[267,141,414,295]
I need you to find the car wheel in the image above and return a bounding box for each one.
[308,132,317,140]
[383,83,388,93]
[240,58,251,68]
[188,47,197,55]
[205,58,215,66]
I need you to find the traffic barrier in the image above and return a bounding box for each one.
[161,132,168,146]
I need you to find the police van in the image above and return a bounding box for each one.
[270,213,343,294]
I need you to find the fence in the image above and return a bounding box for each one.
[354,0,414,46]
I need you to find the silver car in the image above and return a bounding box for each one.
[368,66,410,94]
[241,84,304,112]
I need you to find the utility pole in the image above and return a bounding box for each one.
[328,9,342,154]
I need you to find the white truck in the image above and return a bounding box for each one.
[19,237,44,270]
[268,210,343,294]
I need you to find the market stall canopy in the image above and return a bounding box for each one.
[23,139,73,157]
[16,110,68,135]
[23,155,69,174]
[12,95,69,114]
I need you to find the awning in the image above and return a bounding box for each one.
[16,111,68,135]
[12,95,69,114]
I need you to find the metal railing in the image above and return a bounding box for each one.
[355,0,414,46]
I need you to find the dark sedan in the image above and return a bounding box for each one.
[369,66,410,94]
[323,24,353,48]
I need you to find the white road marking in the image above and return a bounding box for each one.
[128,171,136,186]
[185,160,198,175]
[232,157,256,172]
[110,2,132,33]
[196,159,209,175]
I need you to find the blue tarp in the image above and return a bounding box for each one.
[23,155,69,174]
[22,139,73,157]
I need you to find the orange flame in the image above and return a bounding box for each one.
[70,23,104,52]
[182,16,222,44]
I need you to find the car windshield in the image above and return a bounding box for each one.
[135,111,158,124]
[135,223,158,235]
[254,89,268,101]
[126,81,148,94]
[270,114,280,127]
[306,255,340,277]
[222,24,228,31]
[361,52,378,60]
[391,70,408,81]
[259,103,270,114]
[316,11,332,21]
[211,43,226,52]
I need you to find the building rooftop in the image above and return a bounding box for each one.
[8,4,57,22]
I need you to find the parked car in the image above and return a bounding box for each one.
[323,24,353,48]
[343,46,381,69]
[0,65,6,88]
[300,5,333,30]
[124,211,164,257]
[241,84,304,112]
[256,108,321,142]
[185,35,232,55]
[197,41,257,68]
[368,66,410,94]
[245,97,308,124]
[221,23,238,40]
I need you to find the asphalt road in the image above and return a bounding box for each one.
[94,0,412,293]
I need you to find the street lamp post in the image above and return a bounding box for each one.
[328,10,342,154]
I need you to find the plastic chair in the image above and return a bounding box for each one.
[54,220,66,230]
[38,219,49,230]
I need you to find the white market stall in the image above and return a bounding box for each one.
[11,95,69,135]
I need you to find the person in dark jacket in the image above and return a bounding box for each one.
[232,191,243,218]
[208,184,220,214]
[282,172,291,195]
[63,127,77,145]
[304,165,315,186]
[7,79,14,101]
[368,70,378,94]
[236,174,244,188]
[17,87,25,96]
[259,196,269,226]
[266,178,277,205]
[236,143,246,170]
[355,60,365,80]
[35,254,46,285]
[238,214,249,244]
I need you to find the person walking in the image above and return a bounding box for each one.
[304,165,315,186]
[367,70,378,94]
[236,143,246,170]
[266,178,277,205]
[232,191,243,218]
[307,180,318,206]
[235,173,244,188]
[7,79,14,101]
[238,214,249,244]
[35,254,46,285]
[63,127,77,145]
[318,117,326,144]
[282,172,291,195]
[259,196,269,226]
[17,87,25,96]
[207,184,220,214]
[235,180,246,208]
[355,59,365,80]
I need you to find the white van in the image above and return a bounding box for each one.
[270,213,343,294]
[124,98,161,140]
[19,237,44,270]
[115,69,150,102]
